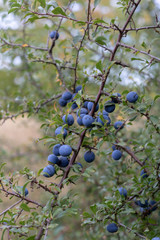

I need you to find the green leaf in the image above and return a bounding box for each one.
[96,60,103,72]
[131,58,144,61]
[52,7,67,16]
[20,203,30,212]
[94,0,101,8]
[8,8,19,14]
[129,115,137,121]
[141,41,147,49]
[26,236,36,240]
[37,0,46,8]
[90,205,97,214]
[93,19,106,24]
[95,36,106,45]
[154,95,160,101]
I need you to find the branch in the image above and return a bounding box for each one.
[118,42,160,62]
[0,37,48,51]
[0,186,43,207]
[110,0,141,61]
[1,94,61,124]
[0,199,22,216]
[116,144,143,166]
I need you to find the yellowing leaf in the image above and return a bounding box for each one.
[22,44,29,47]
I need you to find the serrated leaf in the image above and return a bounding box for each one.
[52,7,67,16]
[20,203,30,212]
[96,60,103,72]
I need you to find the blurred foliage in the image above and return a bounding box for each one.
[0,0,160,239]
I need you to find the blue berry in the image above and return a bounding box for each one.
[48,154,59,165]
[62,91,72,101]
[118,187,127,197]
[87,102,99,112]
[152,237,160,240]
[82,115,94,127]
[55,126,67,138]
[106,223,118,233]
[126,91,138,103]
[111,93,121,103]
[114,121,124,130]
[59,98,67,107]
[42,165,55,178]
[77,115,85,126]
[104,101,115,113]
[77,108,88,116]
[76,162,83,168]
[62,114,74,126]
[71,102,78,110]
[50,31,59,40]
[59,145,72,156]
[112,145,117,151]
[112,150,122,160]
[52,144,61,156]
[140,169,148,179]
[83,101,89,108]
[18,187,29,196]
[58,156,69,167]
[96,116,104,126]
[75,85,82,93]
[149,200,157,211]
[84,151,95,163]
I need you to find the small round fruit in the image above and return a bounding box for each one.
[140,169,148,179]
[114,121,124,130]
[111,93,121,103]
[118,187,127,197]
[55,126,67,138]
[76,162,83,168]
[59,98,67,107]
[112,145,117,151]
[87,102,99,112]
[149,200,157,211]
[126,91,138,103]
[77,108,88,116]
[135,200,148,208]
[82,115,94,127]
[62,91,72,101]
[104,101,115,113]
[71,102,78,110]
[77,115,85,126]
[152,237,160,240]
[50,31,59,40]
[42,165,55,178]
[48,154,59,165]
[112,150,122,160]
[96,116,104,126]
[84,151,95,163]
[83,101,89,109]
[59,145,72,156]
[52,144,61,156]
[58,156,69,167]
[106,223,118,233]
[75,85,82,93]
[62,114,74,126]
[18,187,29,196]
